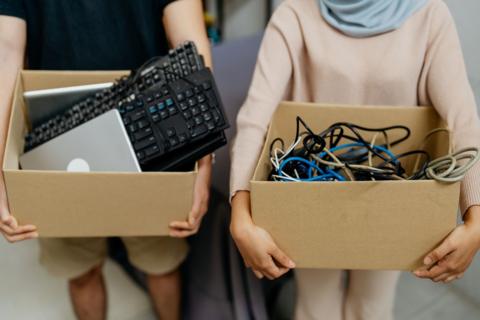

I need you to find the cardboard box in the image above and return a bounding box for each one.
[251,102,460,270]
[2,71,196,237]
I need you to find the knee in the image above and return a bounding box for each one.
[69,264,103,289]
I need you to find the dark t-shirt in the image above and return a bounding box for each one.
[0,0,177,70]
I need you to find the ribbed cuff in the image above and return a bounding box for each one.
[459,161,480,216]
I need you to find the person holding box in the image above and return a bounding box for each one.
[230,0,480,319]
[0,1,212,319]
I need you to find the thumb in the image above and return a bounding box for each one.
[424,240,454,266]
[271,246,295,269]
[0,206,12,225]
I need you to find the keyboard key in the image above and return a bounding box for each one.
[179,102,188,111]
[168,107,177,116]
[160,110,169,119]
[134,136,156,150]
[178,133,187,143]
[191,107,200,116]
[176,92,186,101]
[206,121,215,131]
[199,103,209,112]
[123,117,131,125]
[212,109,221,123]
[126,105,134,112]
[191,124,207,137]
[194,86,201,94]
[194,116,203,126]
[136,151,145,160]
[128,123,138,133]
[148,106,158,114]
[137,120,149,129]
[157,102,166,110]
[134,127,153,140]
[166,128,176,137]
[169,137,179,147]
[152,114,160,122]
[132,110,146,121]
[183,110,192,119]
[203,112,213,122]
[198,94,206,103]
[185,89,194,98]
[145,144,160,157]
[202,81,212,90]
[187,97,197,107]
[166,98,174,107]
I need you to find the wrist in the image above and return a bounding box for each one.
[464,206,480,245]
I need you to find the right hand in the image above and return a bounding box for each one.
[0,186,38,243]
[230,191,295,280]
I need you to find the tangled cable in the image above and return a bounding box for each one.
[269,117,480,183]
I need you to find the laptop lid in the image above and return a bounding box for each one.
[20,109,141,173]
[24,82,113,127]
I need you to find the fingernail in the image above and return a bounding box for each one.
[289,261,296,268]
[424,257,432,265]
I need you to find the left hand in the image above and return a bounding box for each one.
[414,206,480,283]
[169,155,212,238]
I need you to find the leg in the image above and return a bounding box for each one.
[122,236,188,320]
[147,269,182,320]
[38,238,108,320]
[294,269,345,320]
[69,264,107,320]
[344,270,400,320]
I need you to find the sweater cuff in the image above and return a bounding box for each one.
[229,176,251,203]
[459,160,480,216]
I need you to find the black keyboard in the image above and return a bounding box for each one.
[25,41,204,151]
[122,69,228,166]
[24,42,229,171]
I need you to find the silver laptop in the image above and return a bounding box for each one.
[20,109,141,173]
[24,82,113,127]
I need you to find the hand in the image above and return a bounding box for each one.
[169,155,212,238]
[230,192,295,280]
[0,184,38,242]
[414,206,480,283]
[231,219,295,280]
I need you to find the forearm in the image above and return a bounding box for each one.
[163,0,211,67]
[230,191,254,232]
[0,50,24,197]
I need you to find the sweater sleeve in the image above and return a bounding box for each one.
[419,1,480,215]
[229,5,296,197]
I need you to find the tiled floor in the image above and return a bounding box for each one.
[0,238,479,320]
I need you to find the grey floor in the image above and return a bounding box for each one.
[0,238,479,320]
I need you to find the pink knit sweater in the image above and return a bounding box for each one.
[230,0,480,214]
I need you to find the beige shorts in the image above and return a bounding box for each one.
[39,237,188,280]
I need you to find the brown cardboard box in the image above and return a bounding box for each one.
[2,71,196,237]
[251,102,460,270]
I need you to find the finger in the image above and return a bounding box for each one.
[261,257,285,279]
[169,221,195,230]
[0,223,37,236]
[252,269,264,279]
[433,273,452,283]
[169,228,198,238]
[189,204,207,225]
[444,275,458,283]
[270,246,295,268]
[423,240,455,267]
[415,264,449,279]
[5,231,38,243]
